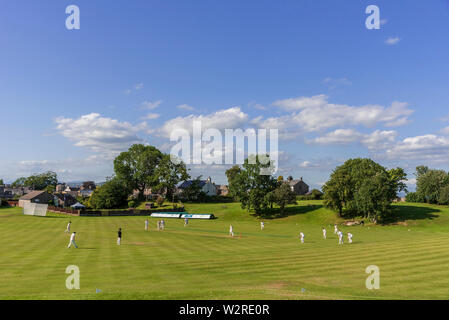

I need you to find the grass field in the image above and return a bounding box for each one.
[1,200,449,300]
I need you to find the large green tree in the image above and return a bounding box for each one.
[229,155,277,215]
[11,177,26,188]
[438,185,449,205]
[88,177,131,209]
[21,171,58,190]
[180,176,206,201]
[416,168,449,204]
[225,165,243,200]
[271,183,296,215]
[323,158,407,221]
[153,154,189,201]
[114,144,189,200]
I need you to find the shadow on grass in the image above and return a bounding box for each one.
[258,204,323,219]
[382,205,440,225]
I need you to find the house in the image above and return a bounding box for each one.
[79,189,94,198]
[53,193,78,208]
[4,187,32,197]
[215,185,229,196]
[18,191,53,207]
[284,176,309,196]
[178,177,217,197]
[81,181,96,191]
[0,186,13,199]
[56,184,66,193]
[63,186,80,198]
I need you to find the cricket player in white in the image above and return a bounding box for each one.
[334,224,338,234]
[145,219,149,231]
[300,232,305,243]
[65,221,71,233]
[260,222,264,230]
[338,231,343,244]
[184,217,189,226]
[117,228,122,245]
[322,227,327,239]
[229,225,234,237]
[348,232,353,244]
[68,232,78,248]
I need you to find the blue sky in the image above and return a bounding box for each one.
[1,0,449,189]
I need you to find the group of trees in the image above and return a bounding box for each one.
[406,166,449,205]
[226,155,296,216]
[88,144,190,209]
[11,171,58,193]
[322,158,407,222]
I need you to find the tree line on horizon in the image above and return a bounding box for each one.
[2,144,448,220]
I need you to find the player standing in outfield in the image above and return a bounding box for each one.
[145,219,149,231]
[65,221,71,233]
[67,232,78,248]
[334,224,338,234]
[260,221,264,230]
[161,220,165,230]
[229,225,234,237]
[184,217,189,226]
[322,227,327,239]
[117,228,122,245]
[337,230,344,245]
[299,232,305,244]
[347,232,353,244]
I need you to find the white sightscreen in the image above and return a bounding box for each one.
[23,202,48,216]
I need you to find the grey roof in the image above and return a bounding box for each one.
[178,180,207,189]
[286,179,309,187]
[19,190,46,200]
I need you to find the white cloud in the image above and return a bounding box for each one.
[310,129,362,145]
[268,95,413,133]
[141,100,162,110]
[441,126,449,135]
[273,94,328,112]
[361,130,398,151]
[55,113,143,157]
[159,107,248,138]
[16,157,114,182]
[385,37,400,45]
[141,113,160,120]
[385,134,449,161]
[308,129,398,151]
[177,104,195,111]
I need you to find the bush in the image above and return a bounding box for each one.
[296,190,323,201]
[405,192,423,203]
[128,200,137,208]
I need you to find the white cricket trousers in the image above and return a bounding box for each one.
[117,237,121,245]
[68,240,78,248]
